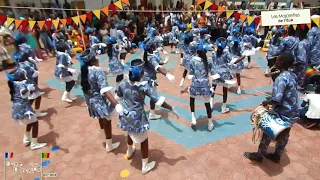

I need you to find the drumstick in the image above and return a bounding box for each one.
[254,89,272,97]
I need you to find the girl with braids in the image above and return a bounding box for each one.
[141,39,176,120]
[105,36,126,87]
[6,69,47,150]
[54,39,78,103]
[79,48,124,152]
[116,59,179,174]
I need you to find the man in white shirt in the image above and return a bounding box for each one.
[301,84,320,128]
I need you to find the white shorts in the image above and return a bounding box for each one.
[17,115,37,126]
[190,95,211,103]
[128,131,148,144]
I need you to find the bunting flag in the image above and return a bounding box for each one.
[29,21,36,30]
[121,0,130,6]
[292,24,297,30]
[93,9,101,19]
[234,12,240,22]
[60,19,67,26]
[240,14,247,24]
[86,12,93,22]
[283,25,288,30]
[307,23,311,29]
[52,19,60,29]
[109,3,117,14]
[312,17,320,28]
[101,6,109,16]
[80,14,87,24]
[114,1,123,10]
[226,11,233,19]
[300,24,305,30]
[211,4,218,10]
[197,0,206,5]
[247,16,255,25]
[45,20,52,29]
[37,21,45,30]
[217,6,225,17]
[254,17,261,26]
[14,19,23,29]
[0,14,6,25]
[6,17,14,27]
[72,16,80,26]
[204,1,212,10]
[66,18,73,25]
[20,20,28,30]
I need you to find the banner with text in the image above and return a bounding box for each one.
[261,9,311,26]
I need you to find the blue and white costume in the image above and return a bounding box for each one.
[105,36,126,75]
[117,30,131,54]
[54,50,77,82]
[228,38,244,73]
[291,39,309,87]
[211,50,233,86]
[181,39,197,71]
[270,36,299,59]
[307,27,320,67]
[169,26,179,44]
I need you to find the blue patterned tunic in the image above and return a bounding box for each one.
[272,71,299,125]
[107,45,126,75]
[211,50,233,84]
[141,52,161,88]
[89,35,100,47]
[17,61,41,99]
[290,39,309,87]
[169,26,179,44]
[266,35,282,60]
[18,43,38,70]
[117,30,131,54]
[116,80,165,133]
[181,41,197,71]
[54,51,74,81]
[84,66,115,119]
[271,36,299,59]
[307,27,320,66]
[228,42,244,73]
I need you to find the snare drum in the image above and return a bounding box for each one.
[251,105,291,142]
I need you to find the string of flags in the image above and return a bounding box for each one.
[0,0,130,30]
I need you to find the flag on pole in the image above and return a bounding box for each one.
[5,152,13,158]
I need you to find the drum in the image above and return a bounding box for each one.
[251,105,291,143]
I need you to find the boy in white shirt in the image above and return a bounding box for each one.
[301,85,320,128]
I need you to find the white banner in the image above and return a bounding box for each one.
[261,9,311,26]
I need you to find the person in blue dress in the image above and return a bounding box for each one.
[242,27,261,68]
[307,21,320,69]
[54,39,78,103]
[141,38,176,120]
[265,27,283,77]
[117,28,131,65]
[169,22,180,54]
[14,33,43,63]
[6,68,47,150]
[244,53,299,163]
[116,58,179,174]
[210,37,239,113]
[177,23,186,64]
[79,48,124,152]
[105,36,127,87]
[153,33,169,65]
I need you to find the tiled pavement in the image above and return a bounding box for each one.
[0,48,319,180]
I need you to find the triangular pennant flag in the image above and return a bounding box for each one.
[93,9,101,19]
[80,14,86,24]
[292,24,297,30]
[121,0,130,6]
[204,1,212,10]
[0,14,7,25]
[45,20,52,29]
[114,1,123,10]
[312,17,320,28]
[66,18,73,25]
[86,12,93,22]
[300,24,305,30]
[109,3,117,14]
[52,19,60,29]
[6,17,14,27]
[240,14,247,24]
[276,25,280,29]
[20,20,28,30]
[29,21,36,30]
[254,17,261,26]
[247,16,254,25]
[211,4,218,10]
[101,6,109,16]
[307,23,311,29]
[226,11,233,19]
[197,0,206,5]
[72,16,80,26]
[283,25,288,30]
[60,19,67,26]
[234,12,240,22]
[217,6,225,17]
[37,21,45,30]
[14,19,23,29]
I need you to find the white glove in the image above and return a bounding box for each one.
[210,87,215,93]
[255,47,261,52]
[211,74,221,80]
[163,57,169,64]
[68,68,76,74]
[187,75,194,79]
[163,51,168,55]
[227,30,230,33]
[32,71,39,78]
[27,84,35,91]
[28,57,37,63]
[115,104,124,116]
[257,38,262,43]
[97,50,101,54]
[171,107,180,119]
[230,58,238,65]
[166,73,175,82]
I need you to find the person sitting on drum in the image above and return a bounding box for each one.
[244,53,299,163]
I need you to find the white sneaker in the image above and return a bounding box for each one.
[237,87,242,95]
[62,91,73,103]
[208,120,214,131]
[149,110,161,120]
[35,57,43,62]
[23,132,31,145]
[180,58,183,64]
[265,67,270,75]
[221,104,230,114]
[68,93,77,101]
[36,110,48,118]
[124,145,136,159]
[247,63,251,69]
[105,139,120,152]
[30,138,47,150]
[142,159,156,174]
[39,92,45,96]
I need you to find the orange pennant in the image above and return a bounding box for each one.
[80,14,86,24]
[217,6,225,17]
[114,1,123,10]
[283,25,288,30]
[197,0,206,5]
[60,19,67,26]
[240,14,247,24]
[37,21,45,30]
[121,0,130,6]
[101,6,109,16]
[307,23,311,29]
[15,19,23,29]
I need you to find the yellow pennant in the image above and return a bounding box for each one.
[52,19,60,29]
[292,24,297,30]
[93,9,101,19]
[114,1,123,10]
[247,16,254,25]
[72,16,80,26]
[312,17,320,28]
[6,17,14,27]
[101,6,109,16]
[29,21,36,30]
[204,1,212,10]
[226,11,233,19]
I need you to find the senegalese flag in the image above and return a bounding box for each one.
[42,152,50,159]
[5,152,13,158]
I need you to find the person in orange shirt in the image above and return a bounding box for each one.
[198,12,207,28]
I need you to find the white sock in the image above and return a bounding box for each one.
[180,78,185,86]
[142,158,148,168]
[222,103,227,109]
[126,145,133,157]
[150,109,155,115]
[121,59,125,64]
